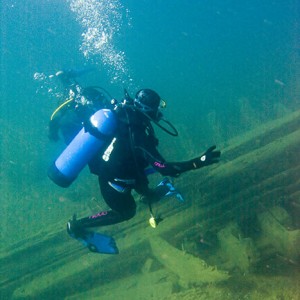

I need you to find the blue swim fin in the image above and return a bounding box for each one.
[83,232,119,254]
[67,216,119,254]
[157,177,184,202]
[68,230,119,254]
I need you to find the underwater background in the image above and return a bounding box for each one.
[0,0,299,299]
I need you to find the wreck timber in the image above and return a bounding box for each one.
[1,110,300,299]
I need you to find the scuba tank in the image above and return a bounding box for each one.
[48,109,117,187]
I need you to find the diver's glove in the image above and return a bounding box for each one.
[190,145,221,169]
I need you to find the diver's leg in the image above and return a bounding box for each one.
[68,178,136,237]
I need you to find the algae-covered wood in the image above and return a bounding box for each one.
[150,236,229,287]
[1,110,300,299]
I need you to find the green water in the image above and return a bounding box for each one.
[0,0,299,299]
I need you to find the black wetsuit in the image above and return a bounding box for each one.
[74,105,200,230]
[49,83,210,231]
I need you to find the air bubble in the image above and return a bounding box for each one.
[67,0,133,86]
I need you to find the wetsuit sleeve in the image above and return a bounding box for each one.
[150,156,197,177]
[144,145,221,177]
[138,144,193,177]
[48,119,60,141]
[48,110,64,141]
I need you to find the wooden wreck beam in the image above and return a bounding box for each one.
[1,109,300,299]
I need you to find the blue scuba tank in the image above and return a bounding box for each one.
[48,109,117,187]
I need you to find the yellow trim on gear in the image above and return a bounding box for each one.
[50,97,74,121]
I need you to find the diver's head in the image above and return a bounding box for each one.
[134,89,163,121]
[134,89,178,136]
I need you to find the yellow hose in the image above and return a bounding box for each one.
[50,97,74,121]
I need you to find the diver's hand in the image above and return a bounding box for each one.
[191,146,221,169]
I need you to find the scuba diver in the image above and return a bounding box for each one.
[48,69,112,144]
[48,69,115,176]
[48,73,221,255]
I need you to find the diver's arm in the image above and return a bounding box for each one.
[56,68,94,88]
[48,117,61,141]
[150,146,221,177]
[48,102,73,141]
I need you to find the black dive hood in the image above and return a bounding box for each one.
[123,89,178,137]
